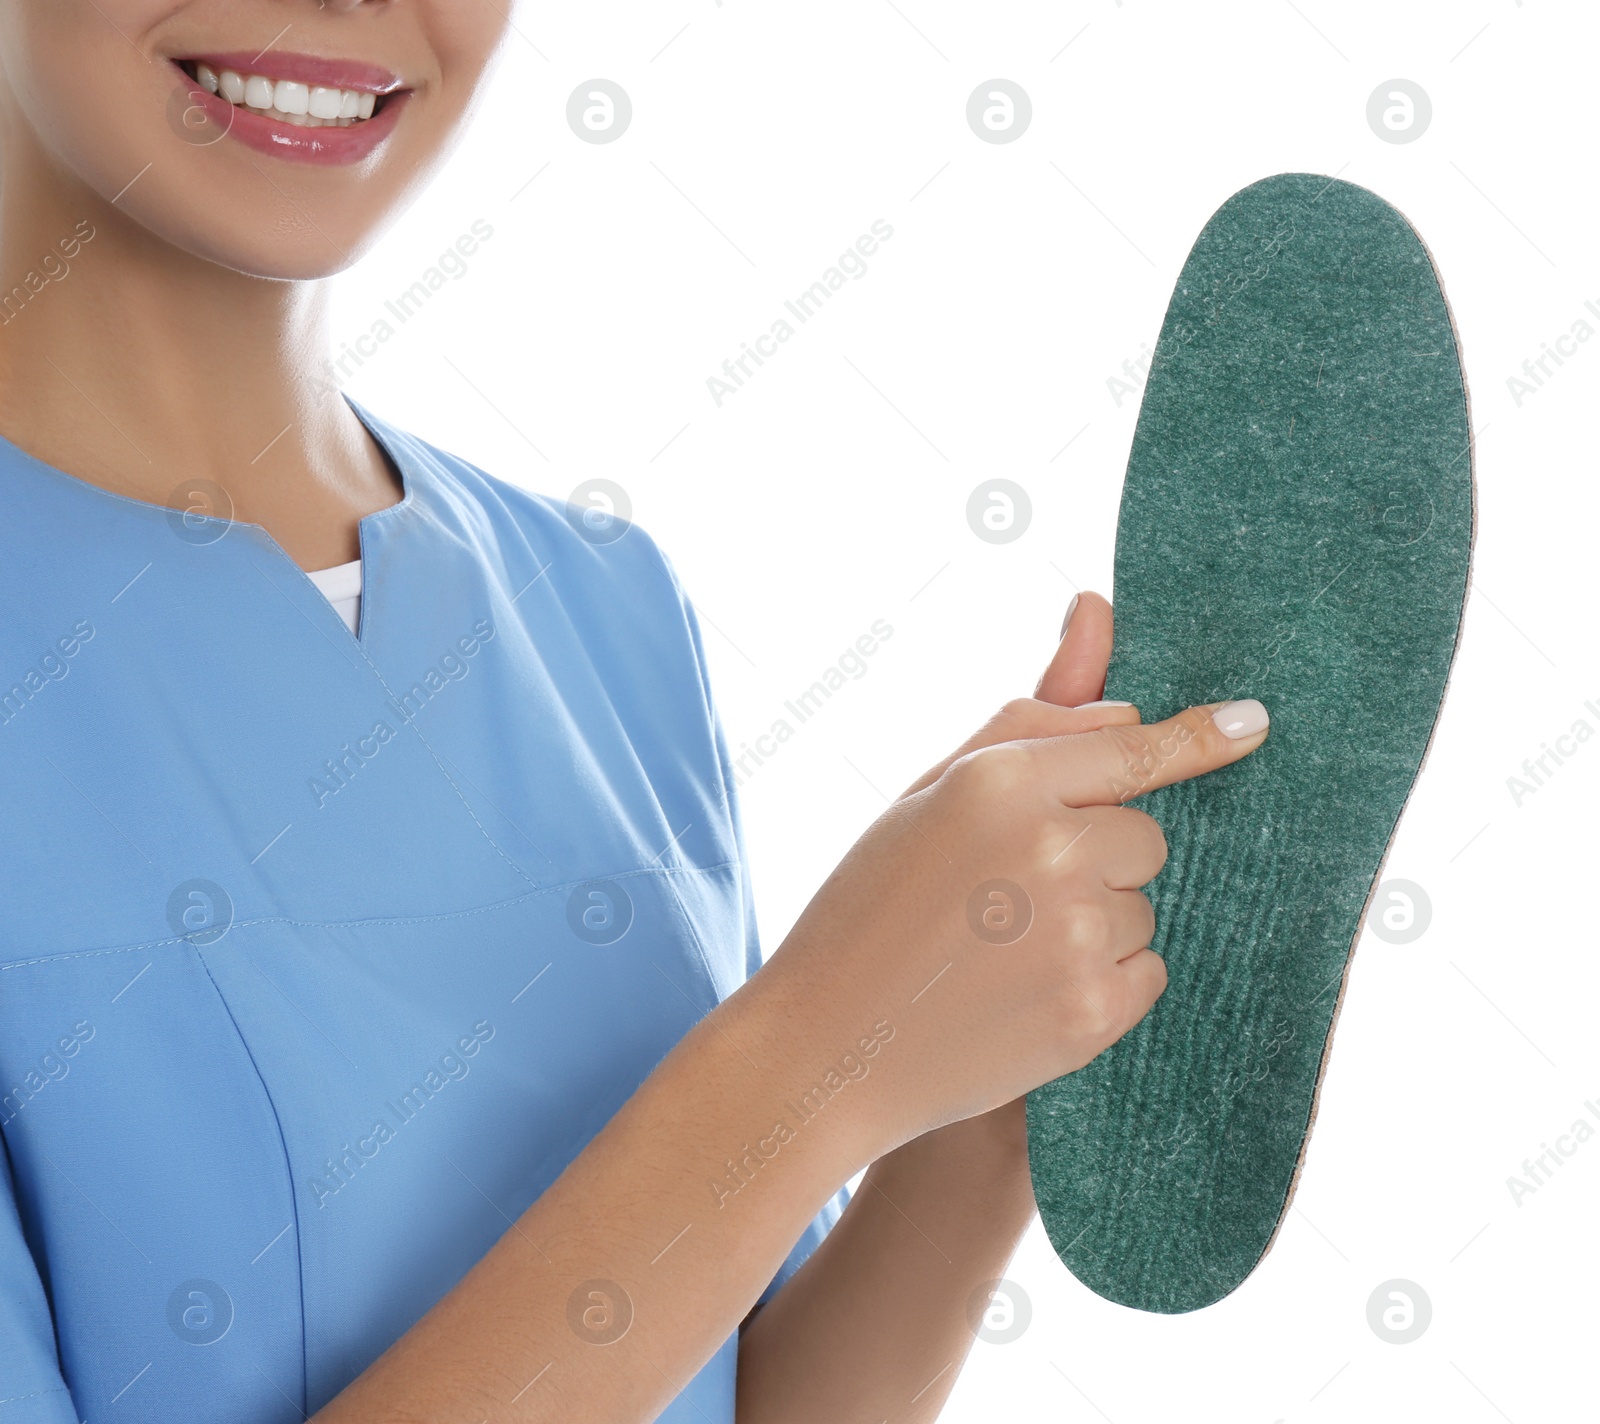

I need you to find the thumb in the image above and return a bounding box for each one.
[1034,591,1114,707]
[1038,699,1272,808]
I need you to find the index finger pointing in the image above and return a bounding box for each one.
[1041,699,1271,808]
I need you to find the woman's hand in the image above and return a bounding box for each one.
[759,590,1270,1158]
[887,590,1126,1159]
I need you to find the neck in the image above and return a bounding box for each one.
[0,128,400,571]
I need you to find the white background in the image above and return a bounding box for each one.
[332,2,1597,1418]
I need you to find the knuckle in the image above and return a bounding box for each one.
[1061,897,1111,957]
[1099,723,1158,797]
[1091,804,1169,882]
[1095,1016,1131,1054]
[1184,706,1231,759]
[1102,722,1151,766]
[956,741,1035,798]
[989,696,1075,747]
[950,694,1086,780]
[1172,705,1236,766]
[1133,891,1157,942]
[1143,950,1169,999]
[1090,994,1132,1049]
[1125,807,1170,876]
[1055,967,1115,1030]
[1106,960,1165,1036]
[940,746,989,796]
[1147,719,1198,771]
[1036,809,1089,865]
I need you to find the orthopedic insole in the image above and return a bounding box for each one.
[1026,173,1473,1313]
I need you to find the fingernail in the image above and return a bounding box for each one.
[1213,699,1269,739]
[1059,594,1079,640]
[1078,699,1133,709]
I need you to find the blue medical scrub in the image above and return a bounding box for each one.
[0,401,845,1421]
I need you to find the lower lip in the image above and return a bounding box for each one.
[170,65,407,165]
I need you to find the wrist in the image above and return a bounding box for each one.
[719,961,908,1185]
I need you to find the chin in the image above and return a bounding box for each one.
[128,205,391,284]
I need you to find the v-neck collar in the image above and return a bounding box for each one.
[0,392,419,651]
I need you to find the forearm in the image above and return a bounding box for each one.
[314,969,883,1424]
[737,1101,1037,1424]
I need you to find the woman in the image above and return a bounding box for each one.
[0,3,1269,1421]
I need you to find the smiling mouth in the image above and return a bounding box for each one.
[177,59,394,128]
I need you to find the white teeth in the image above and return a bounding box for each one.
[309,85,343,119]
[274,79,309,115]
[197,65,382,127]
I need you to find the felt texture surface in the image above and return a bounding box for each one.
[1026,173,1473,1313]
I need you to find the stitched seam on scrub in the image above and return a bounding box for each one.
[0,1387,71,1408]
[193,950,311,1415]
[0,861,740,974]
[659,860,739,1006]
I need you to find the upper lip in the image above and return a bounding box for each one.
[176,50,406,95]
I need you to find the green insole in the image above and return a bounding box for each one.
[1026,173,1474,1313]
